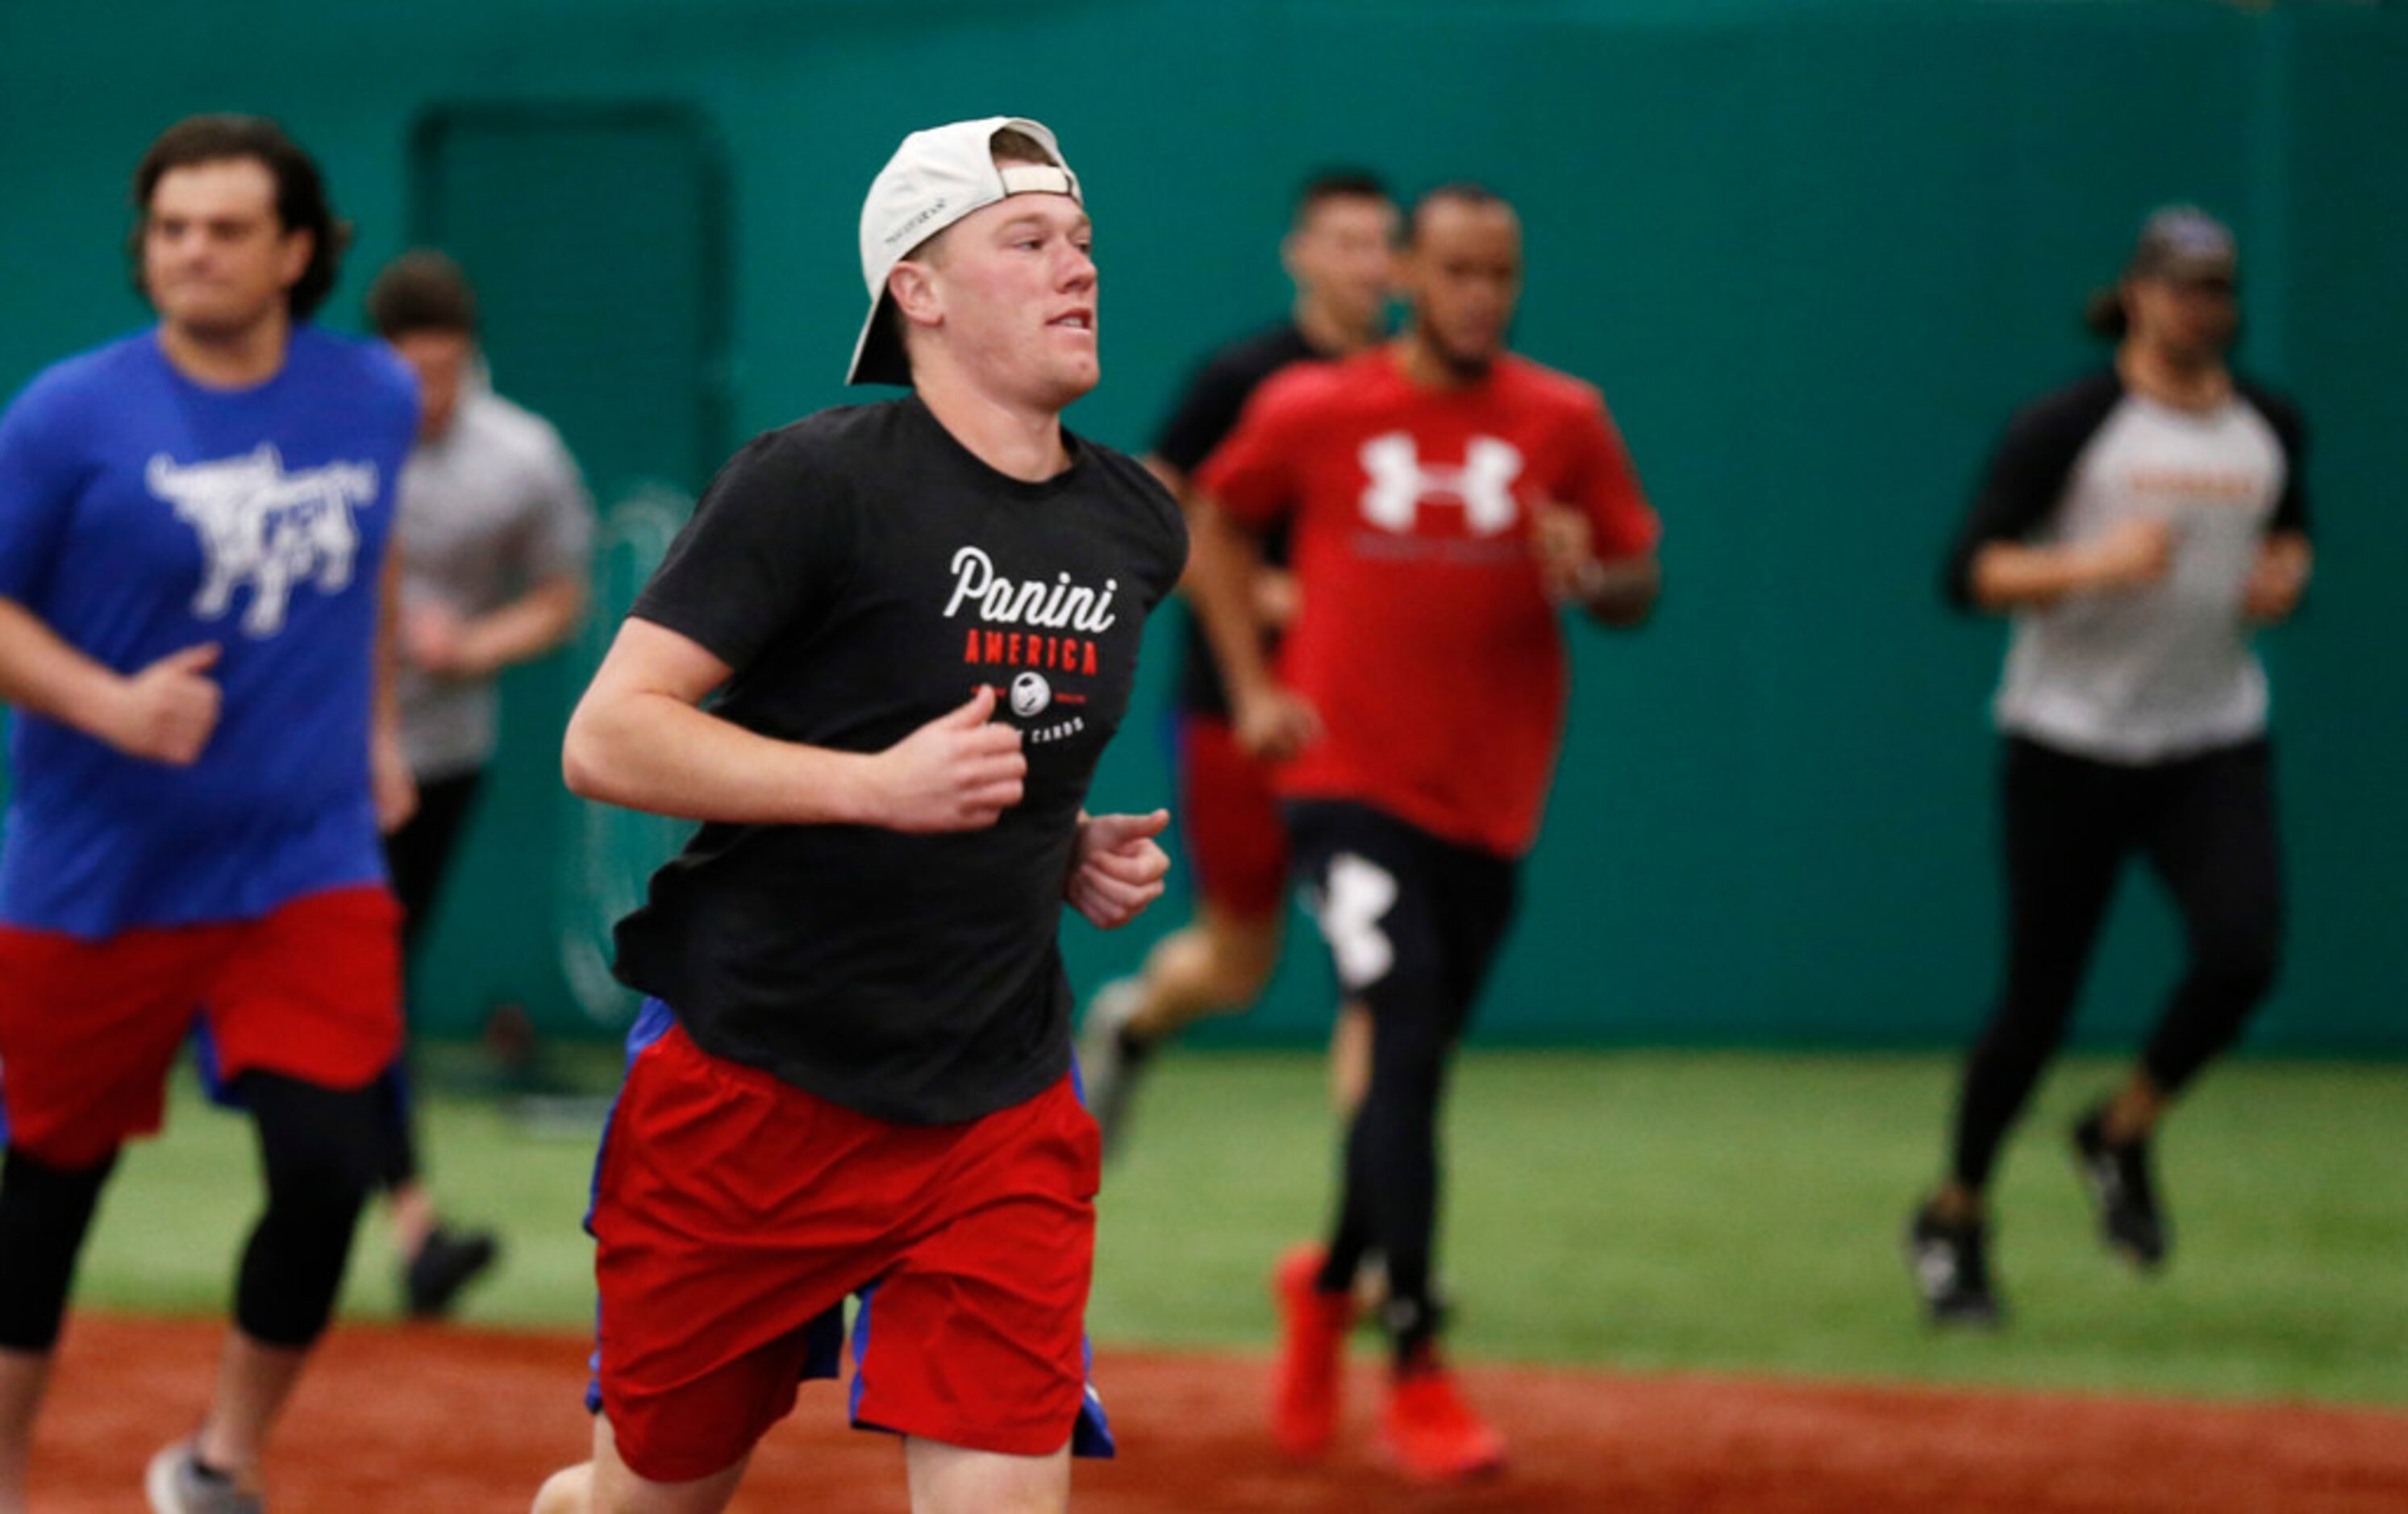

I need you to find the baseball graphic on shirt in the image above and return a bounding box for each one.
[1010,671,1053,718]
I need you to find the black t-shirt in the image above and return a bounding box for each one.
[1152,322,1325,717]
[611,395,1188,1125]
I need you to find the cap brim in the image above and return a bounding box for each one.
[2151,255,2238,285]
[847,291,911,386]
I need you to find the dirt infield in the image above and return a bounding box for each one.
[35,1314,2408,1512]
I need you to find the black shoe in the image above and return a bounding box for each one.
[404,1224,500,1319]
[1905,1203,2003,1327]
[2073,1108,2168,1271]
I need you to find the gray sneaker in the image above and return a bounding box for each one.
[146,1441,263,1514]
[1076,977,1156,1163]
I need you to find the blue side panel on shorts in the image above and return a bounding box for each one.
[624,996,678,1063]
[1065,1058,1115,1457]
[1073,1337,1117,1458]
[583,996,685,1416]
[846,1279,881,1426]
[585,996,679,1225]
[191,1020,235,1107]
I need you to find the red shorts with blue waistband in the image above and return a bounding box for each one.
[586,1003,1114,1484]
[0,885,402,1167]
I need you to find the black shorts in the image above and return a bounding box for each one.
[1283,800,1519,1035]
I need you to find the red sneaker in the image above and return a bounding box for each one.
[1269,1245,1357,1458]
[1380,1358,1506,1482]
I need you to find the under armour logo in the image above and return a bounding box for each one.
[1358,432,1524,536]
[1316,852,1399,991]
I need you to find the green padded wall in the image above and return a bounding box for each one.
[2,1,2402,1053]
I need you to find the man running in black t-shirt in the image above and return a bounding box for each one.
[1077,170,1395,1158]
[531,118,1186,1514]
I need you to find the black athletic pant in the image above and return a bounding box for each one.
[1288,801,1519,1363]
[385,768,485,963]
[373,767,484,1191]
[1951,736,2282,1192]
[0,1073,384,1354]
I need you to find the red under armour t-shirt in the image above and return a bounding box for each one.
[1197,346,1658,858]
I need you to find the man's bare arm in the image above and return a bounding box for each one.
[1184,497,1318,760]
[416,575,587,680]
[371,548,418,830]
[1573,554,1661,628]
[0,595,219,764]
[1968,517,2173,612]
[2241,530,2312,625]
[1533,503,1658,628]
[562,617,1026,834]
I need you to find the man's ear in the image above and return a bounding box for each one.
[277,227,316,293]
[889,260,942,332]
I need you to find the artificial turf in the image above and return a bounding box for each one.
[77,1048,2408,1405]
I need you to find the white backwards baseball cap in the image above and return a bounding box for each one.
[847,116,1082,386]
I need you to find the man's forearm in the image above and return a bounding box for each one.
[373,551,404,745]
[1576,553,1660,628]
[1968,541,2112,611]
[2264,531,2313,584]
[562,689,878,827]
[1185,501,1277,704]
[0,595,125,741]
[462,576,587,674]
[2243,530,2314,625]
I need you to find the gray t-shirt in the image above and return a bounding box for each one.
[394,387,594,779]
[1943,371,2309,764]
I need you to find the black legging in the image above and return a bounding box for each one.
[0,1072,385,1353]
[1289,802,1519,1361]
[373,767,485,1190]
[1951,736,2282,1192]
[385,768,486,963]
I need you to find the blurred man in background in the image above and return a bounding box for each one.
[1909,206,2312,1327]
[0,115,419,1513]
[1187,183,1660,1483]
[1079,169,1396,1158]
[362,248,594,1318]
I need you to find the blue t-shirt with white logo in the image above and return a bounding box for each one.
[0,326,419,938]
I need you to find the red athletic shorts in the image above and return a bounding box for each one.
[0,885,403,1167]
[1175,713,1290,921]
[588,1010,1112,1484]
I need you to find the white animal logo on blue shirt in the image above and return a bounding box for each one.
[145,444,379,637]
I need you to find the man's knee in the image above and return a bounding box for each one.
[246,1072,390,1200]
[1363,992,1451,1071]
[584,1421,747,1514]
[531,1462,592,1514]
[1142,914,1280,1021]
[0,1148,118,1353]
[903,1439,1069,1514]
[234,1075,386,1350]
[1196,910,1281,1002]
